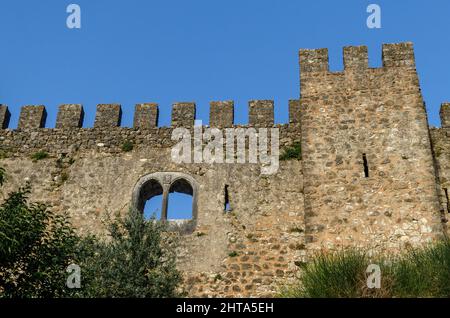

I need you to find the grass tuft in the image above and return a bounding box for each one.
[121,141,134,152]
[280,142,301,161]
[280,240,450,298]
[31,151,49,161]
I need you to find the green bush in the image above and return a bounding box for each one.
[280,249,374,298]
[0,167,181,298]
[31,151,49,161]
[0,195,181,298]
[390,240,450,297]
[280,142,301,161]
[121,141,134,152]
[280,240,450,298]
[60,172,69,183]
[78,209,182,298]
[0,186,83,298]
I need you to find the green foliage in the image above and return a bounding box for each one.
[0,166,181,298]
[121,141,134,152]
[0,186,82,298]
[280,240,450,298]
[228,251,238,258]
[0,166,5,186]
[78,209,182,298]
[60,172,69,183]
[31,151,49,161]
[280,142,302,161]
[0,198,181,298]
[281,249,371,298]
[390,240,450,297]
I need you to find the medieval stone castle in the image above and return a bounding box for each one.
[0,42,449,297]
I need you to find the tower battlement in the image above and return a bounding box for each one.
[299,42,444,250]
[299,42,415,75]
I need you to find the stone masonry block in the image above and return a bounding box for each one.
[56,104,84,129]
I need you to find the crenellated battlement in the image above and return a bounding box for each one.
[0,42,419,132]
[0,100,301,156]
[299,42,415,77]
[299,42,421,107]
[0,100,301,131]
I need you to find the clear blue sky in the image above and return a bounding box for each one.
[1,0,449,129]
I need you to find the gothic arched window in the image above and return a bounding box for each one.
[132,172,198,233]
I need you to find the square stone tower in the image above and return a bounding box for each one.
[299,43,443,251]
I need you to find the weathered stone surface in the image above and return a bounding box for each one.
[439,103,450,129]
[343,45,368,70]
[18,105,47,130]
[0,105,10,129]
[0,117,302,298]
[94,104,122,128]
[134,103,158,129]
[210,101,234,128]
[288,100,301,124]
[172,102,195,127]
[249,100,274,126]
[56,104,84,129]
[300,42,443,252]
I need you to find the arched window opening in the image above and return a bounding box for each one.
[132,172,199,233]
[136,179,163,220]
[167,179,194,220]
[144,195,163,220]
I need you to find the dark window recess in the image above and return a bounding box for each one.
[224,185,231,212]
[445,188,450,213]
[363,154,369,178]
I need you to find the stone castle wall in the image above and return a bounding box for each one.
[0,100,304,297]
[300,42,445,252]
[0,41,449,297]
[430,103,450,235]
